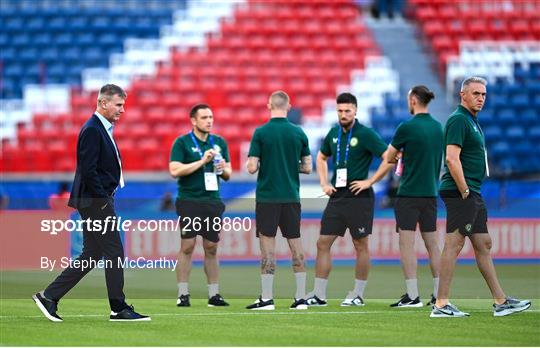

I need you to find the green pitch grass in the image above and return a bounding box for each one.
[1,264,539,346]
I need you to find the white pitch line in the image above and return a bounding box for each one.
[1,309,538,320]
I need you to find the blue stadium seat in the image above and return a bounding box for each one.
[3,64,24,78]
[479,110,494,126]
[528,126,540,142]
[0,0,183,98]
[496,108,515,125]
[488,92,507,108]
[532,94,540,110]
[0,47,16,62]
[11,33,30,47]
[26,17,46,32]
[75,33,95,46]
[490,141,510,160]
[32,33,53,47]
[510,93,529,109]
[506,126,525,141]
[55,33,74,46]
[522,109,537,125]
[41,47,59,62]
[18,48,39,63]
[484,125,503,143]
[48,17,68,31]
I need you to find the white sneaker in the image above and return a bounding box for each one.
[430,303,470,318]
[493,297,531,317]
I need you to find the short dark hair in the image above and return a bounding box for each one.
[336,92,357,107]
[189,103,211,118]
[97,84,126,102]
[410,85,435,106]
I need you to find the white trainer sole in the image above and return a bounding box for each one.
[396,302,424,308]
[494,302,531,317]
[32,294,62,322]
[249,305,275,311]
[290,304,308,310]
[109,317,152,321]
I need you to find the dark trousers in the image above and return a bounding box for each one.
[44,199,126,312]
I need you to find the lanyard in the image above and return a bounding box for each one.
[189,131,214,159]
[468,115,490,176]
[336,126,353,167]
[468,115,485,146]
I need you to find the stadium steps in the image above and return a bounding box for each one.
[365,18,454,123]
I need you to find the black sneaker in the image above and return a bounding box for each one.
[390,293,423,308]
[493,297,531,317]
[246,296,275,310]
[426,294,436,307]
[176,294,191,307]
[306,295,327,306]
[208,294,229,307]
[110,305,151,321]
[290,298,308,310]
[32,292,62,322]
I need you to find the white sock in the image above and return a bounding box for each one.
[405,278,419,299]
[433,277,439,297]
[354,279,368,298]
[177,282,189,297]
[208,283,219,298]
[261,274,274,300]
[294,272,306,299]
[313,277,328,299]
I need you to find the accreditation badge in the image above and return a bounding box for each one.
[204,172,219,191]
[336,168,347,188]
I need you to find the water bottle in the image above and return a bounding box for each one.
[395,157,403,177]
[213,152,224,175]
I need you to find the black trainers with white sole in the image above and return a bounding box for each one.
[208,294,229,307]
[290,298,308,310]
[110,305,151,321]
[246,297,275,310]
[32,292,62,322]
[306,295,327,306]
[493,297,531,317]
[176,294,191,307]
[426,294,436,307]
[390,294,423,308]
[341,296,365,307]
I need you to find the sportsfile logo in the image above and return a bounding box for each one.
[40,216,252,235]
[40,217,180,235]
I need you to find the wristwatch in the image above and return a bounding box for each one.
[463,188,470,195]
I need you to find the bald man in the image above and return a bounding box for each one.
[246,91,312,310]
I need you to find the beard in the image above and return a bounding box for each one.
[339,118,354,129]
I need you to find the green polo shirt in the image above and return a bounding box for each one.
[440,105,487,193]
[390,113,443,197]
[169,132,230,201]
[320,120,387,186]
[248,117,310,203]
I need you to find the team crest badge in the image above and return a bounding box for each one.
[465,224,472,232]
[350,137,358,147]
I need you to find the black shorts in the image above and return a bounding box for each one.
[394,196,437,233]
[440,190,488,236]
[175,199,226,243]
[320,188,374,239]
[255,202,301,239]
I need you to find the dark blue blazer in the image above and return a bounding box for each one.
[68,114,121,209]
